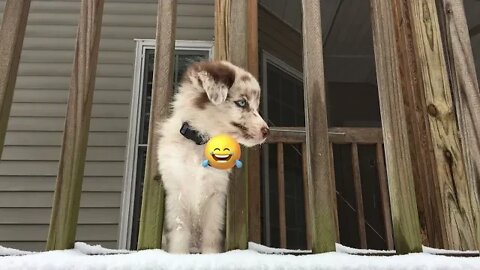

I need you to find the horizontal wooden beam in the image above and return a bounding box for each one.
[266,127,383,144]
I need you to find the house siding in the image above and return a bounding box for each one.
[0,0,214,251]
[259,5,302,72]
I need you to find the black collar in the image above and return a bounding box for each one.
[179,122,209,145]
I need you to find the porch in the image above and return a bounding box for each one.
[0,0,479,264]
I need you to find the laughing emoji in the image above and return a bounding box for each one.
[202,134,242,170]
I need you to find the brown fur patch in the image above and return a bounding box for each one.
[240,75,251,82]
[194,92,210,109]
[191,61,236,88]
[231,121,254,139]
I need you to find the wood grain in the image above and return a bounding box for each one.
[301,0,337,253]
[0,0,31,157]
[370,0,422,254]
[436,0,480,249]
[219,0,250,251]
[136,0,176,250]
[351,143,367,249]
[246,0,262,244]
[408,0,480,250]
[276,143,287,248]
[376,143,394,250]
[46,0,104,250]
[391,0,444,248]
[301,143,312,249]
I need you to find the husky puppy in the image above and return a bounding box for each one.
[157,60,269,253]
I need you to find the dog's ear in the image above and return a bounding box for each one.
[194,61,236,105]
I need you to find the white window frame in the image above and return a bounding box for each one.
[261,50,303,246]
[118,39,213,249]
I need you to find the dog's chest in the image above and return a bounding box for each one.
[161,141,229,208]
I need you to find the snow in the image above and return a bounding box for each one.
[335,243,395,255]
[422,245,480,256]
[248,242,311,254]
[0,246,33,257]
[0,242,479,270]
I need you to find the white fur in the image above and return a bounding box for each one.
[157,61,268,254]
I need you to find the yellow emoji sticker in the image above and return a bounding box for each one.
[202,134,242,170]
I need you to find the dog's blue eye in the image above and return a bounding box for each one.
[235,99,248,108]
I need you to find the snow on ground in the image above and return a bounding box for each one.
[0,242,479,270]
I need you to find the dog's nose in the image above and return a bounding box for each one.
[261,126,270,138]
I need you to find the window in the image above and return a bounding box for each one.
[120,40,212,250]
[261,52,307,249]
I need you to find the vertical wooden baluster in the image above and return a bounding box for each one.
[246,0,262,244]
[351,143,367,249]
[277,143,287,248]
[302,143,312,250]
[329,143,340,243]
[370,0,422,253]
[217,0,250,250]
[301,0,337,253]
[0,0,31,157]
[376,143,394,250]
[137,0,177,250]
[47,0,104,250]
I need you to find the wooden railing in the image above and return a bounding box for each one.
[266,127,393,250]
[0,0,479,255]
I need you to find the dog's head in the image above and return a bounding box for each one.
[176,60,269,147]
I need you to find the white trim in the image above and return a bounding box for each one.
[260,50,303,247]
[118,39,213,249]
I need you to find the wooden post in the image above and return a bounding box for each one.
[136,0,177,250]
[301,0,338,253]
[391,0,445,248]
[370,0,423,254]
[0,0,30,157]
[217,0,251,251]
[46,0,104,250]
[437,0,480,215]
[246,0,262,244]
[406,0,480,250]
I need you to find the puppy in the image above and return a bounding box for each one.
[157,60,269,253]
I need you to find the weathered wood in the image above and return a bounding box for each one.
[46,0,104,250]
[407,0,480,250]
[376,143,394,250]
[266,127,383,144]
[301,143,312,250]
[370,0,422,254]
[351,143,367,249]
[0,0,31,157]
[276,143,287,248]
[391,0,444,248]
[436,0,480,248]
[329,143,340,243]
[301,0,337,253]
[214,0,229,61]
[218,0,250,250]
[136,0,176,250]
[246,0,262,244]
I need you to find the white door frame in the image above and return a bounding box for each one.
[118,39,213,249]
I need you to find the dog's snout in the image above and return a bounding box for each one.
[261,126,270,138]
